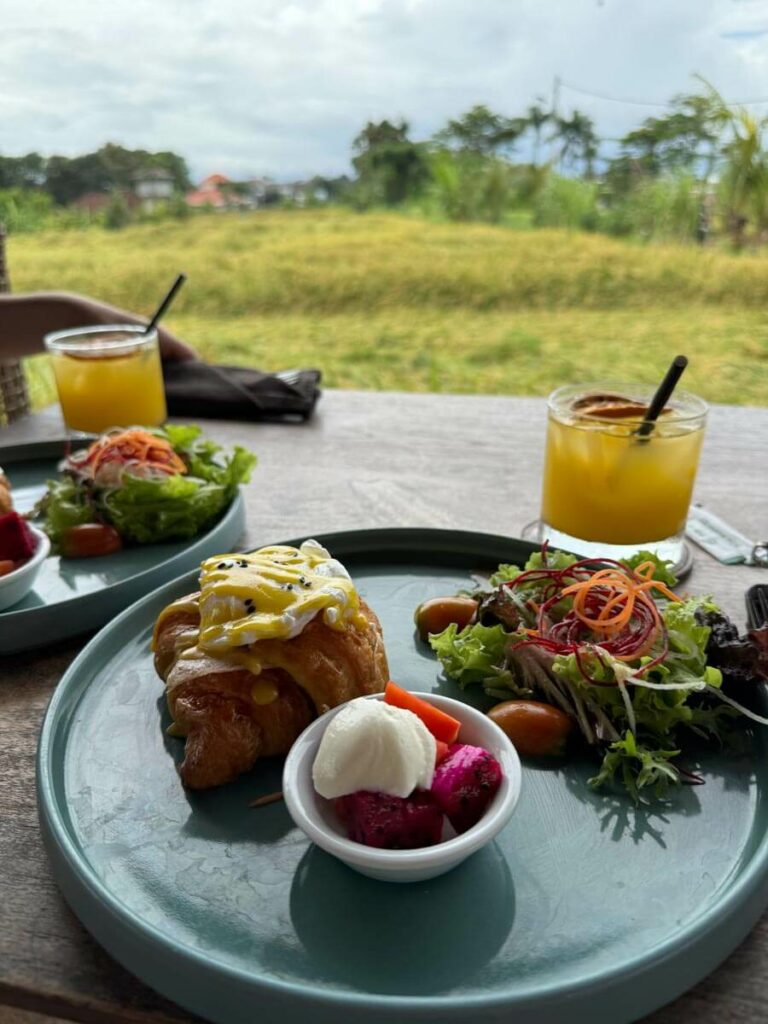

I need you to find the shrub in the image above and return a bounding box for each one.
[0,188,54,233]
[427,151,528,224]
[602,176,701,242]
[533,176,600,231]
[104,191,132,230]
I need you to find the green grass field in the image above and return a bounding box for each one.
[9,209,768,406]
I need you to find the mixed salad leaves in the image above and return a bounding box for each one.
[429,547,768,802]
[35,425,256,551]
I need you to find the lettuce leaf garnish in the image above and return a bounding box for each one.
[429,622,515,690]
[622,550,678,586]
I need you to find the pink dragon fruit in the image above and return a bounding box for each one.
[334,789,444,849]
[430,743,502,834]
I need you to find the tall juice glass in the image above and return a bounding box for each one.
[540,383,707,565]
[44,325,167,433]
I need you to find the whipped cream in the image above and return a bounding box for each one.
[312,698,436,799]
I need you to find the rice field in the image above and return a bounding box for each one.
[9,209,768,407]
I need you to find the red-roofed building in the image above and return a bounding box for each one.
[201,173,230,188]
[185,174,230,209]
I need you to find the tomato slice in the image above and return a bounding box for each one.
[59,524,123,559]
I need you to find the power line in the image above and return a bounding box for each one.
[560,79,768,108]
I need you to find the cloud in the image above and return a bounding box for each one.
[1,0,768,180]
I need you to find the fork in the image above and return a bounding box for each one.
[747,586,768,629]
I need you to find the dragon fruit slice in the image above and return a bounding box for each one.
[431,743,502,834]
[0,511,37,563]
[334,789,444,849]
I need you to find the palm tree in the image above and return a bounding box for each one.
[696,79,768,247]
[553,110,599,177]
[525,101,552,166]
[582,136,599,180]
[720,110,768,247]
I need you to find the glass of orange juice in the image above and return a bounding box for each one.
[538,382,707,566]
[44,325,167,433]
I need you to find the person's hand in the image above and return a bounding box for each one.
[156,329,197,362]
[0,291,200,362]
[73,293,198,362]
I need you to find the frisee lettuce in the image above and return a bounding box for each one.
[588,732,681,802]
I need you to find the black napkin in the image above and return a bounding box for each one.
[162,360,321,422]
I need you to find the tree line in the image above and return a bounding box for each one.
[348,80,768,246]
[0,143,190,206]
[1,80,766,246]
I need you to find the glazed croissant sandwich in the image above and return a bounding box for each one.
[152,539,389,788]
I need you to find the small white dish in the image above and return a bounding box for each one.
[283,691,522,883]
[0,525,51,612]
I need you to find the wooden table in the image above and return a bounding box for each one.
[1,390,767,1024]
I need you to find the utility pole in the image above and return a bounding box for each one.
[551,75,561,168]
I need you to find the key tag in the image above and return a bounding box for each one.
[686,505,764,565]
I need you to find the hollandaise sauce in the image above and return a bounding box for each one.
[153,540,367,684]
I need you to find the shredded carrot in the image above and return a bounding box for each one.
[560,566,681,643]
[83,429,187,477]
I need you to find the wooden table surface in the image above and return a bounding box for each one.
[1,390,767,1024]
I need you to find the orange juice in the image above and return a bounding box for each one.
[45,326,166,433]
[540,385,707,554]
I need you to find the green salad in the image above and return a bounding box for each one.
[428,548,768,801]
[35,425,256,550]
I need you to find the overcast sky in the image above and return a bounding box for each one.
[2,0,768,182]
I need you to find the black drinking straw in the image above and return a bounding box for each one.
[636,354,688,440]
[144,273,187,335]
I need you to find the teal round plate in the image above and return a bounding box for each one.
[37,528,768,1024]
[0,439,245,654]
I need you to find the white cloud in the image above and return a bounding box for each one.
[1,0,768,180]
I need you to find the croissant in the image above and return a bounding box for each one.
[153,543,389,788]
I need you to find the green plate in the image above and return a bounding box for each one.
[37,528,768,1024]
[0,440,245,654]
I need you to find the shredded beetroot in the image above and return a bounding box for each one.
[504,553,675,685]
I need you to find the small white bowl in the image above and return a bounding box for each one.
[0,525,50,612]
[283,691,522,883]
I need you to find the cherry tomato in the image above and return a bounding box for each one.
[414,596,478,640]
[59,523,123,559]
[488,700,573,757]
